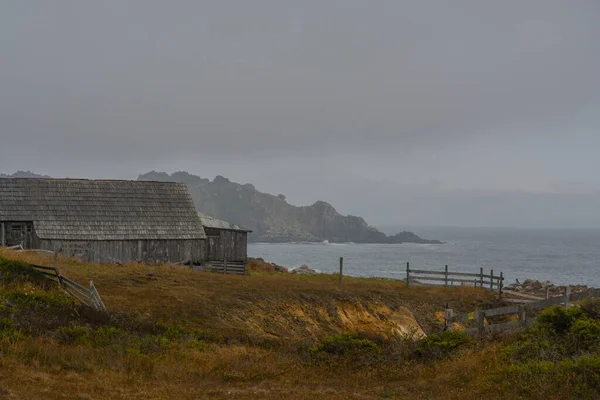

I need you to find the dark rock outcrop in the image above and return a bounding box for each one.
[139,171,442,244]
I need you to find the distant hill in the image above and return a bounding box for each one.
[0,171,51,179]
[138,171,442,244]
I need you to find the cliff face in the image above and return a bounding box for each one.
[138,171,441,244]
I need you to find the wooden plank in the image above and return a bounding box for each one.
[444,265,448,287]
[503,298,534,304]
[480,267,484,288]
[452,311,477,322]
[410,270,480,278]
[523,296,566,310]
[482,305,520,318]
[571,290,600,302]
[486,320,519,333]
[0,222,4,247]
[409,269,448,276]
[518,305,526,326]
[339,257,343,287]
[477,310,485,333]
[410,269,503,279]
[60,276,88,293]
[61,283,90,300]
[502,289,545,300]
[410,276,485,284]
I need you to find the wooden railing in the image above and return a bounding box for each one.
[31,264,107,313]
[406,263,505,298]
[198,259,246,275]
[448,287,600,334]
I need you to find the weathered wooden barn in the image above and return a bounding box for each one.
[198,212,251,268]
[0,178,206,264]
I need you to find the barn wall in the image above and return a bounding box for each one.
[0,221,35,248]
[39,239,205,264]
[204,229,248,263]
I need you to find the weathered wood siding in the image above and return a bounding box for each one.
[204,228,247,263]
[38,239,205,264]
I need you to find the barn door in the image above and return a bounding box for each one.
[5,222,33,248]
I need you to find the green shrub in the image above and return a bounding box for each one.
[138,334,172,354]
[0,318,14,330]
[92,327,127,348]
[310,333,382,356]
[501,360,559,396]
[562,355,600,393]
[504,334,561,363]
[499,356,600,399]
[580,299,600,320]
[0,257,46,285]
[186,339,206,351]
[56,325,91,345]
[537,306,584,334]
[162,325,186,341]
[3,290,75,310]
[569,319,600,352]
[417,330,471,359]
[0,325,26,343]
[191,328,223,344]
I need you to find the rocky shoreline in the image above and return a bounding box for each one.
[506,278,590,297]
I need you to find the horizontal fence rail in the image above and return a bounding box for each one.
[447,287,600,335]
[31,264,107,313]
[406,263,505,299]
[198,259,246,275]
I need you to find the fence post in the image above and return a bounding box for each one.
[479,267,483,288]
[444,265,449,287]
[490,269,494,290]
[477,310,485,333]
[224,258,228,274]
[518,305,526,326]
[339,257,343,287]
[89,280,96,310]
[499,272,503,300]
[565,286,572,307]
[406,262,410,287]
[444,307,453,331]
[546,286,550,299]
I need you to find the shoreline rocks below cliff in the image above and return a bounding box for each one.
[506,279,589,297]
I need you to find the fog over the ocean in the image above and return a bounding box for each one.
[2,1,600,228]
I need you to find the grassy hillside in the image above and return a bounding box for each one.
[1,249,600,399]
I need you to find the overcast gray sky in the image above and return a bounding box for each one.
[2,1,600,228]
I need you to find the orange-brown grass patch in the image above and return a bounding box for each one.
[0,248,494,340]
[0,248,521,400]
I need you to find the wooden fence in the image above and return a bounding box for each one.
[406,263,505,298]
[448,287,600,334]
[198,259,246,275]
[31,264,107,313]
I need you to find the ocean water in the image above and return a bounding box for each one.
[248,227,600,287]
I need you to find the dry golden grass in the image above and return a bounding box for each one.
[0,248,494,338]
[0,249,529,400]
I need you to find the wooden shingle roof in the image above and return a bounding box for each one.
[197,212,251,232]
[0,179,206,240]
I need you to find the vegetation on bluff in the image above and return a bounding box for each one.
[0,250,599,399]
